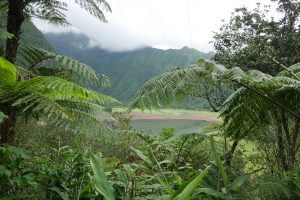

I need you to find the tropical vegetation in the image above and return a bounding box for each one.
[0,0,300,199]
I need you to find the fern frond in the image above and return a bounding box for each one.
[220,88,274,139]
[0,77,117,129]
[25,1,70,26]
[52,108,115,133]
[129,59,300,139]
[57,100,115,123]
[16,66,35,80]
[73,0,111,22]
[18,44,111,87]
[1,76,116,104]
[12,91,75,120]
[129,60,232,111]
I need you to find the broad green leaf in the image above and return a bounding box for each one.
[228,174,251,191]
[173,166,210,200]
[90,154,115,200]
[130,146,153,166]
[157,177,174,196]
[49,187,69,200]
[78,184,93,199]
[196,187,226,199]
[114,168,128,184]
[0,57,16,84]
[122,164,135,177]
[210,136,228,186]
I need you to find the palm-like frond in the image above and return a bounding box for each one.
[0,76,116,105]
[128,61,227,111]
[25,0,70,26]
[57,100,116,123]
[18,44,111,87]
[24,0,111,25]
[73,0,111,22]
[128,60,229,111]
[0,75,117,127]
[220,87,274,139]
[129,59,300,139]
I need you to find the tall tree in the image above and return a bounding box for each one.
[0,0,112,144]
[0,44,115,144]
[2,0,111,63]
[213,0,300,75]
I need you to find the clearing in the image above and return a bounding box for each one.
[113,108,220,135]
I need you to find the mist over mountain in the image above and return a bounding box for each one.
[46,32,214,103]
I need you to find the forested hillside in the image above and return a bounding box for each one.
[0,16,53,54]
[19,21,53,51]
[46,33,214,102]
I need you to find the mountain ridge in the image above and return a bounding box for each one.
[45,32,214,103]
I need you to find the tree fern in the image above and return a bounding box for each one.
[17,44,111,87]
[0,57,117,139]
[25,0,70,26]
[129,59,300,139]
[1,0,112,143]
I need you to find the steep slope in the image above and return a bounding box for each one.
[19,20,53,51]
[0,16,53,56]
[46,32,214,103]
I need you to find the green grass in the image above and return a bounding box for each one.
[131,119,213,135]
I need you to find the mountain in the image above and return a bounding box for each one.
[45,32,214,103]
[0,15,53,56]
[19,20,53,51]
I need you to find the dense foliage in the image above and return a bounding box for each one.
[1,0,300,199]
[213,0,300,75]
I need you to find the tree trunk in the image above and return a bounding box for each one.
[276,115,289,172]
[225,139,239,173]
[5,0,25,64]
[0,105,16,144]
[1,0,24,144]
[290,118,300,167]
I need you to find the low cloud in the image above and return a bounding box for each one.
[33,0,271,52]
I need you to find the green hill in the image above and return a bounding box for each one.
[0,16,53,55]
[19,20,53,51]
[46,32,214,103]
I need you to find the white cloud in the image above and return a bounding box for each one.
[33,0,272,52]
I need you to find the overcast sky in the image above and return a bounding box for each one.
[33,0,272,52]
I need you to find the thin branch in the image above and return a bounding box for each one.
[205,90,220,112]
[175,135,190,164]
